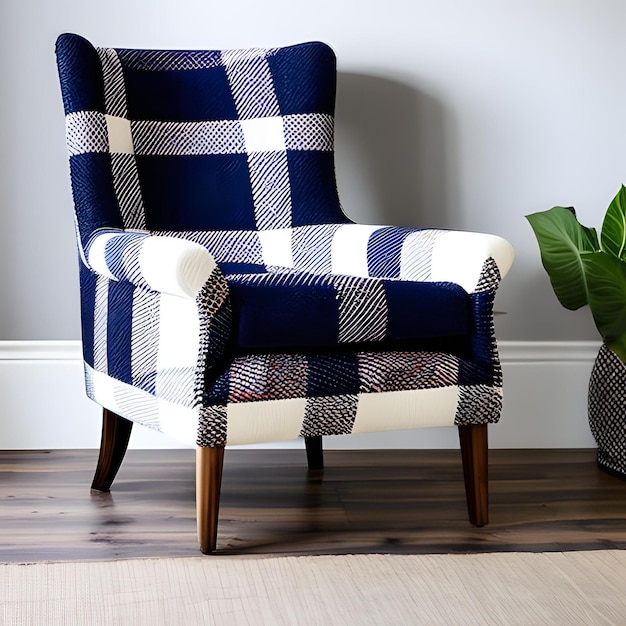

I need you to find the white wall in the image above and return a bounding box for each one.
[1,0,625,342]
[0,1,622,448]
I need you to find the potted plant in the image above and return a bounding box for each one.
[526,186,626,478]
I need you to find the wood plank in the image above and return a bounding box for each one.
[1,449,626,561]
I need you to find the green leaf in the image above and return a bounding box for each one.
[526,207,599,310]
[580,251,626,346]
[601,185,626,261]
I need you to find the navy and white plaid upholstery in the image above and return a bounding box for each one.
[56,33,514,447]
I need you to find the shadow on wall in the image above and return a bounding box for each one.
[334,72,459,230]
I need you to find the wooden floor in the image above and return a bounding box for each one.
[1,448,626,561]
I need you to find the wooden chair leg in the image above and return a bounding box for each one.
[91,409,133,492]
[458,424,489,527]
[196,446,225,554]
[305,436,324,471]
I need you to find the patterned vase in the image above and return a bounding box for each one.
[588,344,626,478]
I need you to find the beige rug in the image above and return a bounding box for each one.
[2,551,626,625]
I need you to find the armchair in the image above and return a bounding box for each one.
[56,33,514,553]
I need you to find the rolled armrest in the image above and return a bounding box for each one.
[87,230,220,299]
[294,223,514,293]
[428,231,514,293]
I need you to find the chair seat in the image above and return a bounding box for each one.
[225,267,471,349]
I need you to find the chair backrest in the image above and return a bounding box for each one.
[55,33,347,250]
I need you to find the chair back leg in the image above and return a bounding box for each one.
[458,424,489,527]
[305,436,324,471]
[196,446,225,554]
[91,409,133,492]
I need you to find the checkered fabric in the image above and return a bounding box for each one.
[56,33,514,447]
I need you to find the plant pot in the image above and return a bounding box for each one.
[588,344,626,479]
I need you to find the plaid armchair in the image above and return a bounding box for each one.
[56,33,514,553]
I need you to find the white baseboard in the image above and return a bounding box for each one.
[0,340,599,450]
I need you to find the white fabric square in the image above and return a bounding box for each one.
[139,236,216,298]
[258,228,294,267]
[430,231,514,293]
[241,116,285,153]
[226,398,307,445]
[352,388,458,434]
[106,114,134,154]
[331,224,382,277]
[157,399,199,444]
[156,295,200,371]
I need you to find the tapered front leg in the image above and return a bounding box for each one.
[196,446,225,554]
[91,409,133,492]
[458,424,489,527]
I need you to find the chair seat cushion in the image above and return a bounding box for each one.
[225,268,471,350]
